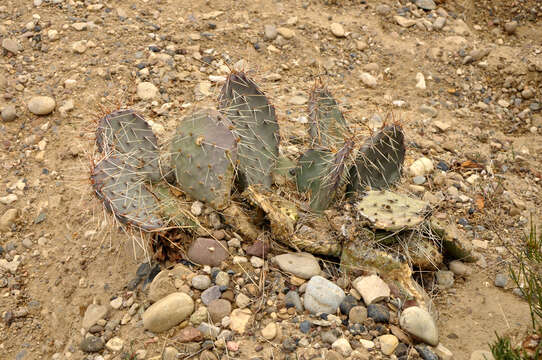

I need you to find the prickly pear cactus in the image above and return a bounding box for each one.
[170,110,237,210]
[96,109,162,182]
[348,124,405,191]
[357,190,429,231]
[296,140,354,212]
[308,83,349,149]
[91,156,164,231]
[218,72,279,189]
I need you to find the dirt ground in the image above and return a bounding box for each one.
[0,0,541,359]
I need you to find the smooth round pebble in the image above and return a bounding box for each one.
[399,306,438,346]
[1,105,17,122]
[192,275,211,290]
[28,96,56,115]
[367,304,389,323]
[339,295,357,315]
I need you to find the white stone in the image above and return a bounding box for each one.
[272,253,320,279]
[105,337,124,352]
[409,157,434,177]
[137,82,159,100]
[235,293,251,309]
[399,306,439,346]
[0,194,18,205]
[250,256,264,268]
[261,322,277,340]
[435,343,453,360]
[360,72,377,88]
[331,338,352,357]
[304,276,345,314]
[416,73,426,89]
[110,297,123,309]
[28,96,56,115]
[353,275,390,305]
[229,308,252,334]
[378,334,399,355]
[330,23,345,38]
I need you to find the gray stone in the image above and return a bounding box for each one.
[494,273,508,288]
[413,176,426,185]
[142,292,194,333]
[207,299,231,322]
[321,330,338,344]
[449,260,472,277]
[415,0,436,10]
[201,285,221,305]
[82,304,108,330]
[272,253,320,279]
[80,336,104,353]
[304,276,345,314]
[285,290,303,312]
[28,96,56,115]
[1,105,17,122]
[192,275,211,290]
[376,4,391,15]
[264,25,278,41]
[399,306,438,346]
[197,322,220,339]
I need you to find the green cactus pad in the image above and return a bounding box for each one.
[219,72,279,188]
[357,190,429,231]
[153,184,197,229]
[308,85,349,149]
[96,109,161,182]
[170,110,237,210]
[348,124,405,191]
[296,140,354,212]
[91,156,164,231]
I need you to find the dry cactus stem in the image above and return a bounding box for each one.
[219,71,279,189]
[170,110,237,210]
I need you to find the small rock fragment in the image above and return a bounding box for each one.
[352,275,390,305]
[330,23,345,38]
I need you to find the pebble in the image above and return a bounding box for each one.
[82,304,108,330]
[353,275,390,305]
[105,337,124,352]
[177,326,203,342]
[413,176,426,185]
[494,273,508,288]
[272,253,320,279]
[285,290,304,312]
[261,322,277,340]
[192,275,211,290]
[250,256,264,268]
[72,40,87,54]
[394,16,416,28]
[264,25,278,41]
[378,334,399,355]
[376,4,391,15]
[521,88,534,99]
[288,95,308,105]
[28,96,56,115]
[142,292,194,333]
[330,23,345,38]
[399,306,438,346]
[282,338,297,352]
[359,339,375,349]
[416,73,426,90]
[415,345,439,360]
[415,0,436,10]
[339,295,357,315]
[360,72,377,88]
[47,29,59,41]
[436,270,454,289]
[434,343,454,360]
[162,347,179,360]
[188,238,228,266]
[470,350,495,360]
[215,271,229,287]
[0,194,18,205]
[80,336,104,353]
[110,297,123,310]
[504,21,518,35]
[304,276,345,314]
[348,306,367,324]
[321,330,338,344]
[409,157,434,177]
[137,82,159,100]
[434,17,446,30]
[208,299,231,323]
[367,304,389,323]
[235,293,250,309]
[197,322,220,339]
[1,105,17,122]
[331,338,352,357]
[229,308,251,334]
[299,320,311,333]
[2,38,19,53]
[191,201,203,216]
[201,285,222,305]
[277,27,294,39]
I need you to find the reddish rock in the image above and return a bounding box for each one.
[246,240,270,257]
[176,326,203,343]
[187,238,228,266]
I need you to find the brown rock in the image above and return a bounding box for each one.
[187,238,228,266]
[246,239,270,257]
[208,299,232,323]
[176,326,203,343]
[221,290,235,302]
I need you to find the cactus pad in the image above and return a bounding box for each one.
[357,190,429,231]
[296,140,354,212]
[170,110,237,210]
[91,156,164,231]
[219,72,279,188]
[349,124,405,191]
[96,109,161,182]
[308,84,349,149]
